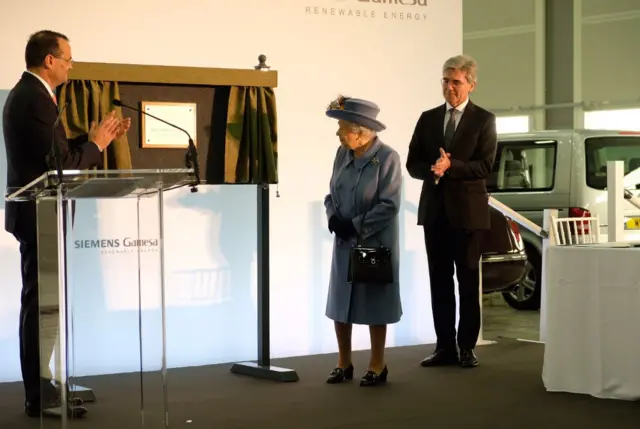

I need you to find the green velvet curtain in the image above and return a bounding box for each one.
[57,80,133,170]
[225,86,278,184]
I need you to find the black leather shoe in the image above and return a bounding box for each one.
[459,349,479,368]
[360,366,388,386]
[420,349,459,367]
[326,364,354,384]
[25,401,43,418]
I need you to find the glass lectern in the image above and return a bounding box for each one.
[5,168,196,428]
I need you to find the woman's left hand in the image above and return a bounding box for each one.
[335,218,357,240]
[328,215,341,233]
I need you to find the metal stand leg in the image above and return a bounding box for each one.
[476,258,496,347]
[538,208,558,344]
[158,186,170,428]
[230,185,299,382]
[517,208,557,345]
[62,196,97,403]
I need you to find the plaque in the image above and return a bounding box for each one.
[141,101,197,149]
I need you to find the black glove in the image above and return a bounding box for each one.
[329,216,356,240]
[339,218,357,238]
[328,215,341,234]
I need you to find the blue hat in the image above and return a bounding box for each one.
[326,96,386,132]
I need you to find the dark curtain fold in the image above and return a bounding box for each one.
[57,80,133,170]
[225,86,278,184]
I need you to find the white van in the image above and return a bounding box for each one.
[487,129,640,310]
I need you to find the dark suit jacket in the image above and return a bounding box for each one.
[406,100,497,231]
[3,72,102,238]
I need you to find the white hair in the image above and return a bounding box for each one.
[345,121,377,141]
[442,54,478,84]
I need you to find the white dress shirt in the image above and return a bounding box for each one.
[25,70,56,102]
[443,97,469,134]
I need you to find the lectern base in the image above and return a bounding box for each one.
[230,362,299,382]
[56,383,96,403]
[70,384,96,402]
[41,404,88,419]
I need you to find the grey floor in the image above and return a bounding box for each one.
[2,339,637,429]
[4,295,637,429]
[482,292,540,341]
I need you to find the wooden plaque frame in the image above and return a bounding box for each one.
[67,61,278,87]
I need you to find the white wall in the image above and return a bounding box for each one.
[0,0,462,381]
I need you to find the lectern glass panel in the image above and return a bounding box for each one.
[6,169,195,429]
[35,196,68,426]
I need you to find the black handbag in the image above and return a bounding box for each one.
[347,215,393,285]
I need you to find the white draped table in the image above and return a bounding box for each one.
[542,243,640,400]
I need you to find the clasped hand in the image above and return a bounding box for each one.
[431,147,451,178]
[328,215,357,240]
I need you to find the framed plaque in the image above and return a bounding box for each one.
[140,101,197,149]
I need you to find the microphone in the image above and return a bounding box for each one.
[50,101,70,187]
[112,98,200,192]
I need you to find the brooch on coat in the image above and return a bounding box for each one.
[371,157,379,166]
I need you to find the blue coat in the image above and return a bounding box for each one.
[324,138,403,326]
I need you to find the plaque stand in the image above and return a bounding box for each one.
[230,185,299,382]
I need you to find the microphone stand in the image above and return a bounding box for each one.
[112,99,200,192]
[184,137,200,192]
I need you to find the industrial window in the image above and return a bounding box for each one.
[584,108,640,131]
[496,115,530,134]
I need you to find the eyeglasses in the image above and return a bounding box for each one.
[53,55,74,65]
[441,78,465,87]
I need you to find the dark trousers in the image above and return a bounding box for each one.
[14,233,54,404]
[13,201,73,405]
[424,207,482,351]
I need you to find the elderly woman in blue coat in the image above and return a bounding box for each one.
[323,95,403,387]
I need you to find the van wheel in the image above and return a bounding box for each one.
[502,245,541,311]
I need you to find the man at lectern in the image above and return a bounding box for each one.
[406,54,497,369]
[2,29,129,418]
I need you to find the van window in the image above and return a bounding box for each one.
[487,140,557,192]
[585,136,640,190]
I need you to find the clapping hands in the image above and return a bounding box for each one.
[115,116,131,139]
[88,110,132,151]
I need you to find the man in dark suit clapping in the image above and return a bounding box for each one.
[3,29,129,418]
[406,54,497,369]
